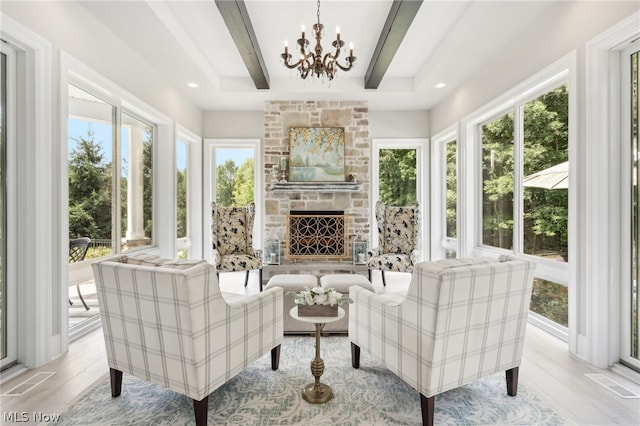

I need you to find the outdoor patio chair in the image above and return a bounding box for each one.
[68,236,91,310]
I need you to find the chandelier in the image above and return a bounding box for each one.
[281,0,356,80]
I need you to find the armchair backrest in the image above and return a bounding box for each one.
[403,256,535,396]
[211,202,256,256]
[375,201,419,254]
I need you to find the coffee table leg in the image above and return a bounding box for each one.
[302,322,333,403]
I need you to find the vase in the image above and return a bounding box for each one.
[298,304,338,317]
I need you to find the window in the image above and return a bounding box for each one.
[68,86,154,255]
[431,128,457,260]
[176,140,189,258]
[215,147,255,207]
[203,139,262,264]
[68,83,156,332]
[372,138,428,261]
[378,148,417,206]
[471,71,571,336]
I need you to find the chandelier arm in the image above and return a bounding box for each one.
[334,59,355,72]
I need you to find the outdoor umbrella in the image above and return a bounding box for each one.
[523,161,568,189]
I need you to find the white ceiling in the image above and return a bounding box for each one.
[79,0,558,112]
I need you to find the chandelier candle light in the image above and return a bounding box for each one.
[281,0,356,80]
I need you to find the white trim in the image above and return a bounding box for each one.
[585,10,640,368]
[176,124,203,259]
[0,42,18,369]
[202,139,263,265]
[371,138,429,261]
[1,15,55,368]
[430,125,458,260]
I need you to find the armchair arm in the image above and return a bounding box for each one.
[368,247,380,257]
[349,286,404,345]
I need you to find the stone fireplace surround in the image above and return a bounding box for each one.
[264,100,370,261]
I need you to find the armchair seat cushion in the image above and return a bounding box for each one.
[218,254,262,272]
[368,253,413,272]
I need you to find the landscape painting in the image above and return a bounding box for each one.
[289,127,345,182]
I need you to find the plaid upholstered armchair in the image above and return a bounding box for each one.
[92,253,283,426]
[211,201,263,289]
[350,256,536,426]
[367,201,420,285]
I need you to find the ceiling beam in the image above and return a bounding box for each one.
[215,0,269,90]
[364,0,423,90]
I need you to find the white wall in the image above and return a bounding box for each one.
[202,110,430,139]
[1,1,202,134]
[202,111,264,138]
[369,111,429,138]
[430,1,639,134]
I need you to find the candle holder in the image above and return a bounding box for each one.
[352,238,368,265]
[265,237,280,265]
[271,165,280,183]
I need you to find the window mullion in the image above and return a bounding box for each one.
[112,106,121,254]
[513,103,525,255]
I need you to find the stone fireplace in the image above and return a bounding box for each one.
[264,100,370,262]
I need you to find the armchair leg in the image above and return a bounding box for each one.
[259,269,263,292]
[350,342,361,369]
[381,270,387,286]
[368,269,372,282]
[271,344,281,370]
[244,271,250,287]
[506,366,519,396]
[109,368,123,397]
[420,393,435,426]
[193,396,208,426]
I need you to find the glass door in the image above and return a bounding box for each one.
[622,45,640,371]
[0,46,16,370]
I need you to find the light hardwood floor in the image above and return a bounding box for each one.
[2,271,639,425]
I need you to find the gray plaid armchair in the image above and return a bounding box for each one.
[211,201,263,290]
[92,253,283,426]
[367,201,420,285]
[350,256,536,426]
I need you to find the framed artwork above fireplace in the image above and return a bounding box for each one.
[289,127,345,182]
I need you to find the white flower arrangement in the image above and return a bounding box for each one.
[287,287,353,306]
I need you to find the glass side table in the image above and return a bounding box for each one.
[289,306,345,403]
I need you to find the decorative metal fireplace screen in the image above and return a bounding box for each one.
[287,211,347,260]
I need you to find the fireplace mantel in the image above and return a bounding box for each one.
[270,182,364,192]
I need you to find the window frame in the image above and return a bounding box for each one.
[462,53,577,342]
[175,125,202,259]
[371,138,429,262]
[202,138,263,265]
[63,53,172,340]
[430,125,458,260]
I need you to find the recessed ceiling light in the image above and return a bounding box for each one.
[187,82,199,88]
[434,82,446,89]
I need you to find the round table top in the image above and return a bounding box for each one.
[289,306,345,324]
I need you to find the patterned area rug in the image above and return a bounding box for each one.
[54,336,565,425]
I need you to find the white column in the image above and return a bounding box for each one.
[126,126,147,244]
